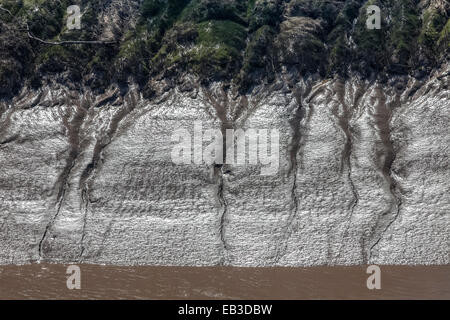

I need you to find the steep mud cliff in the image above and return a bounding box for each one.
[0,0,449,265]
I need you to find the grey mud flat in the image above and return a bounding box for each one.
[0,66,449,267]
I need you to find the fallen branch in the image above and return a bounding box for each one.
[1,5,117,45]
[26,26,118,45]
[0,5,13,17]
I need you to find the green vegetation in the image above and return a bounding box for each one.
[248,0,281,31]
[189,20,247,76]
[327,0,364,76]
[116,0,191,83]
[386,0,421,72]
[419,9,448,59]
[243,25,275,70]
[438,19,450,52]
[352,0,387,74]
[179,0,247,25]
[0,0,447,96]
[195,20,246,50]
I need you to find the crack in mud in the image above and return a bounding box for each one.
[332,81,360,261]
[202,87,233,264]
[368,89,402,262]
[78,187,91,261]
[203,85,279,264]
[274,84,311,263]
[95,91,169,257]
[216,166,228,265]
[38,100,87,261]
[81,91,139,260]
[202,86,271,264]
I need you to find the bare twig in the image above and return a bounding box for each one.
[26,25,117,45]
[0,5,13,18]
[1,5,117,45]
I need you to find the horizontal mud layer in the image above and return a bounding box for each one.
[0,264,449,300]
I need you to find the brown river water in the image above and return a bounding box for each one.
[0,264,448,300]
